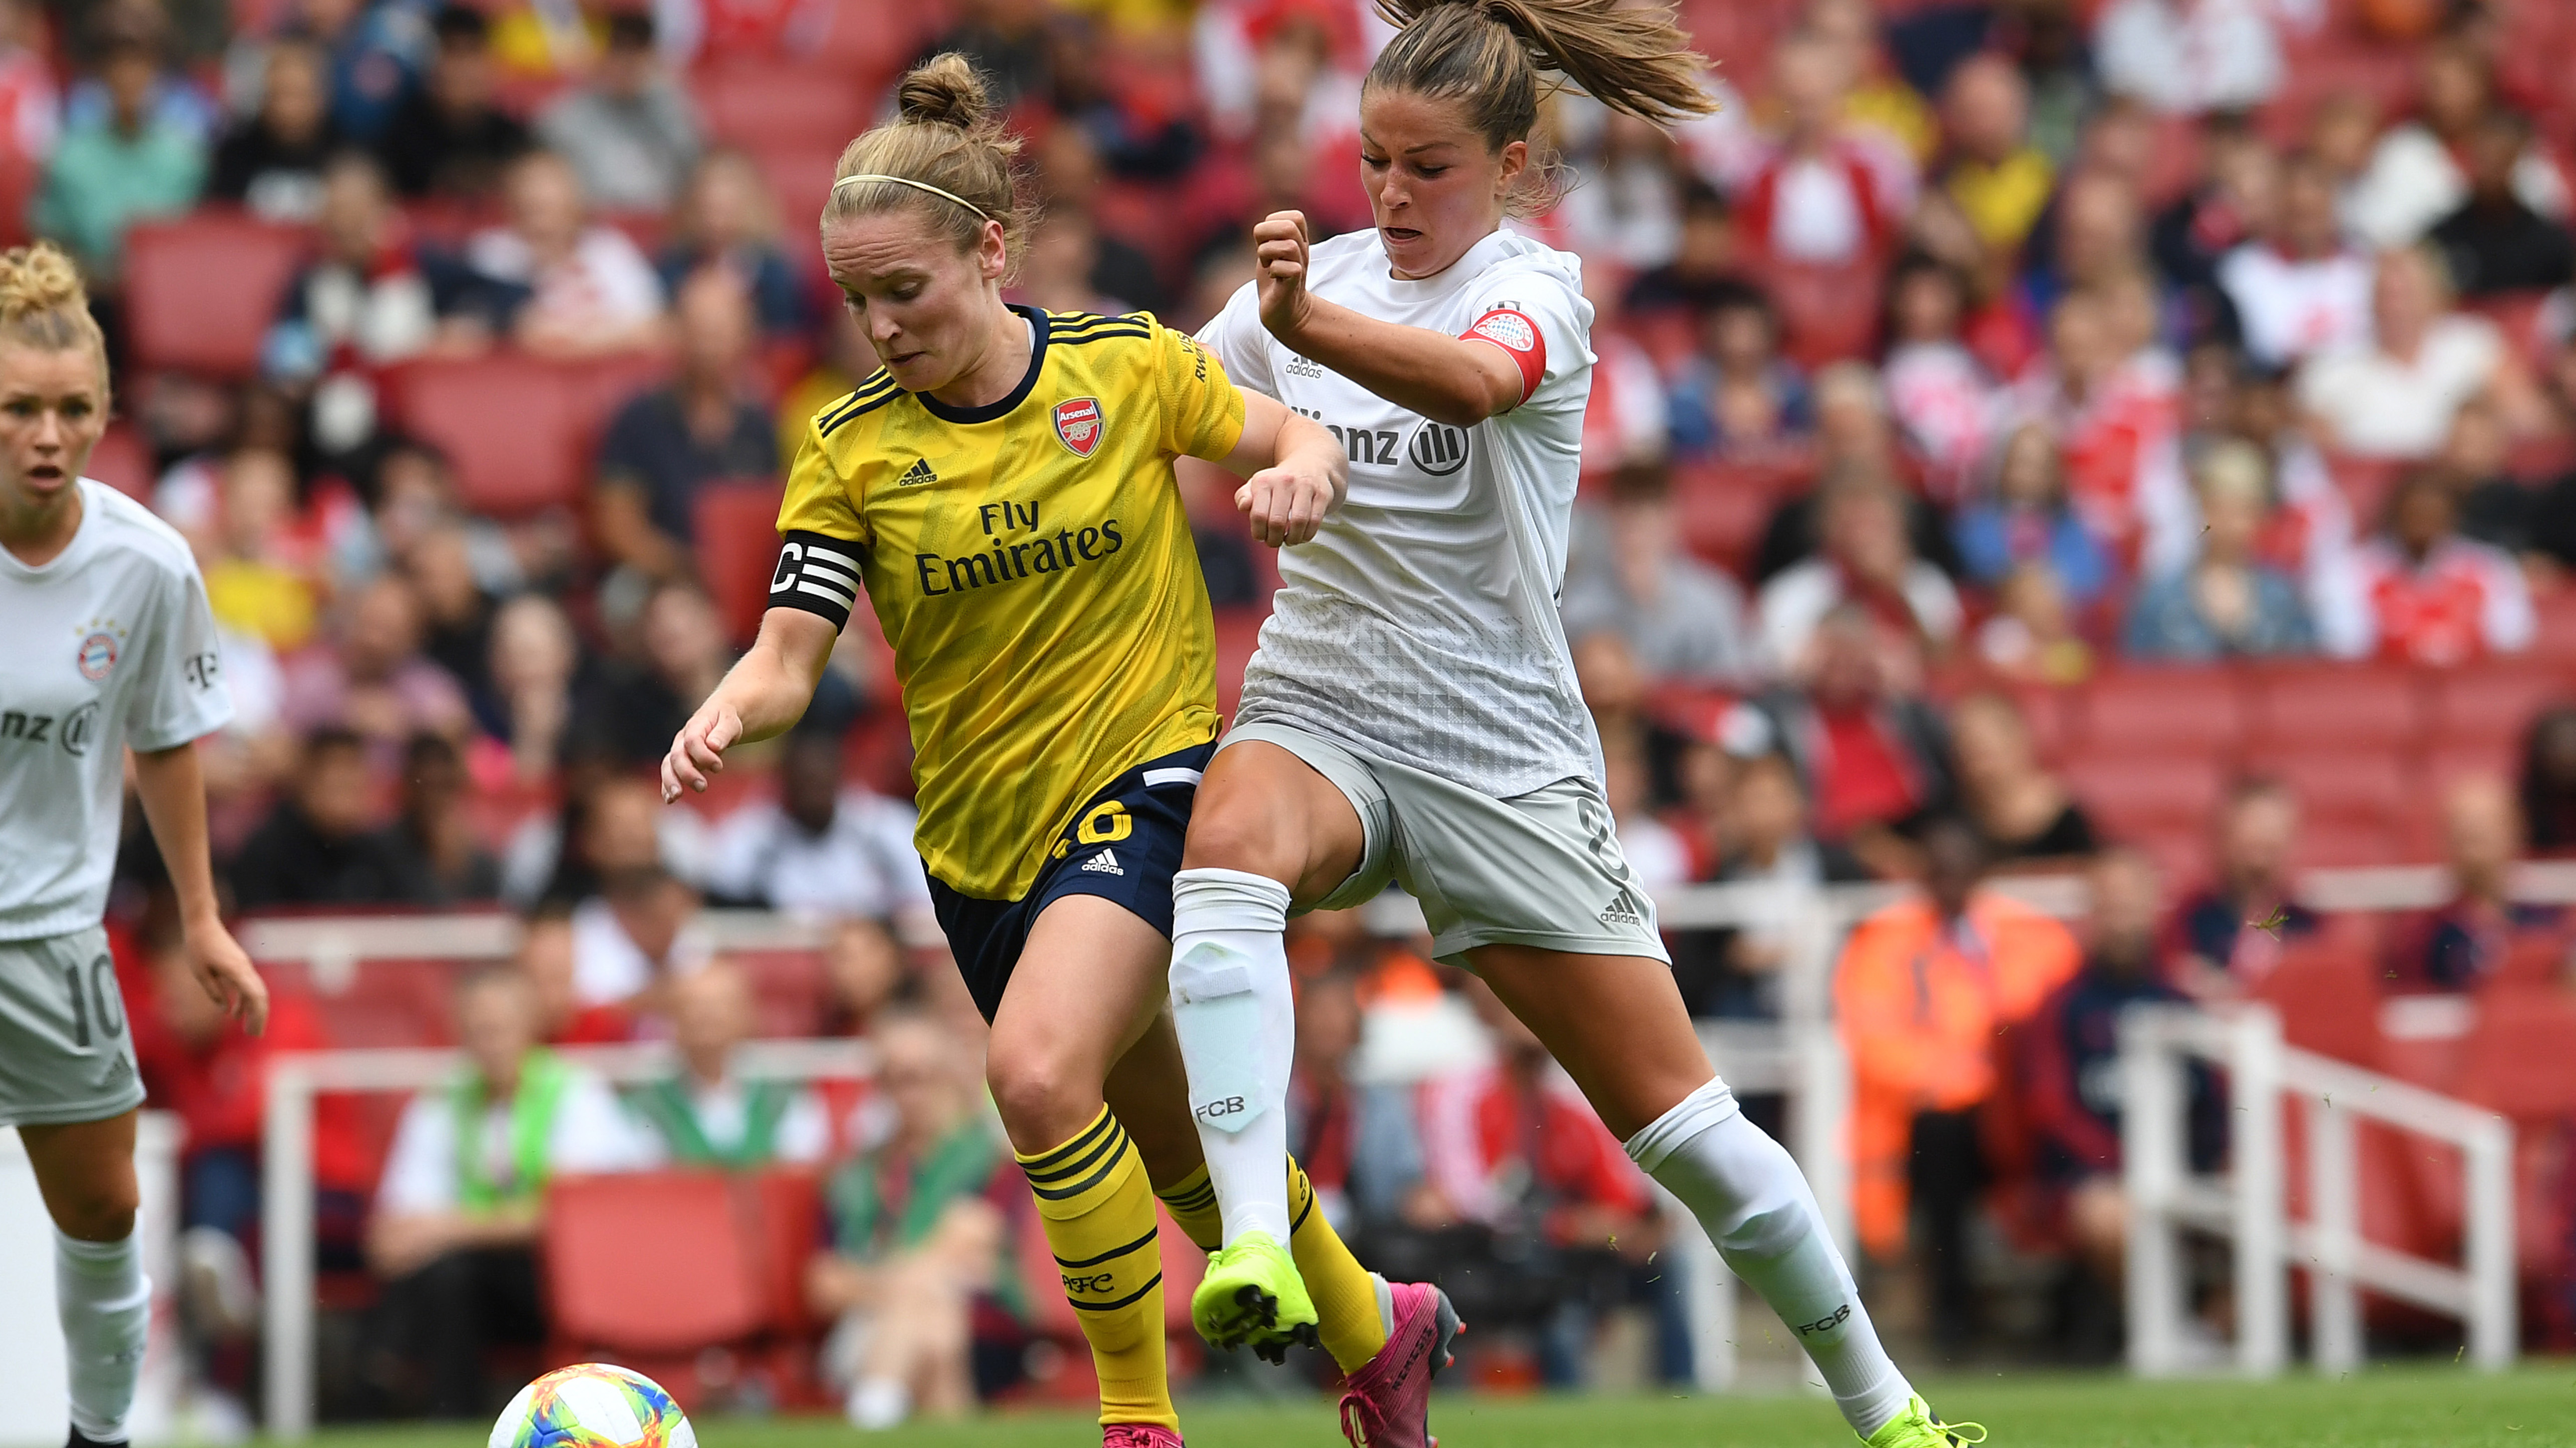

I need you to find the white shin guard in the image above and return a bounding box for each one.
[57,1226,149,1443]
[1628,1079,1913,1438]
[1169,866,1296,1247]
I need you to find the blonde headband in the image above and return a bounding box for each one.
[833,172,993,221]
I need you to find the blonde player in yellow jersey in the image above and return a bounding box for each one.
[659,57,1414,1446]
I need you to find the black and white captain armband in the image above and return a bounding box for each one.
[769,531,865,630]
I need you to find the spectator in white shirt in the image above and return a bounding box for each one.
[626,959,833,1168]
[369,966,648,1414]
[2298,243,2542,461]
[2217,150,2374,370]
[2343,38,2567,250]
[570,863,710,1008]
[468,148,667,357]
[708,727,934,931]
[1562,466,1764,685]
[1882,253,2000,502]
[2095,0,2300,117]
[1759,464,1963,674]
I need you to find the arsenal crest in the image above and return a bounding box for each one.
[1053,396,1103,457]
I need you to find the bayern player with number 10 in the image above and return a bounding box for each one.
[0,240,268,1448]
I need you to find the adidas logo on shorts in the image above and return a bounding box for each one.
[1081,848,1125,876]
[1599,892,1643,926]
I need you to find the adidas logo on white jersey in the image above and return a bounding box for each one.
[1080,848,1124,876]
[1599,891,1643,926]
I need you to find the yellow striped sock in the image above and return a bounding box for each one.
[1290,1157,1389,1372]
[1157,1158,1390,1373]
[1020,1108,1174,1430]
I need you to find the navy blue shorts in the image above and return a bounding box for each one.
[927,741,1215,1023]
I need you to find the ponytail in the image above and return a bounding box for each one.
[1367,0,1717,148]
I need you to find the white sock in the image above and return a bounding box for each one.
[1169,866,1296,1247]
[57,1226,150,1443]
[1627,1079,1913,1438]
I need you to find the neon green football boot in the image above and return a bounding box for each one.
[1191,1230,1319,1359]
[1863,1395,1988,1448]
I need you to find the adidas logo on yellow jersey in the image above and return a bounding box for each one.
[897,458,937,486]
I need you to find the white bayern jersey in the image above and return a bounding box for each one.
[0,479,232,940]
[1200,227,1601,796]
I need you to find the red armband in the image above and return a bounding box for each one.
[1460,307,1546,405]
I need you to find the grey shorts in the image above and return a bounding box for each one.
[1223,721,1668,968]
[0,926,144,1129]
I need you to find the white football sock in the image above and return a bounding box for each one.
[57,1226,150,1443]
[1628,1078,1913,1438]
[1169,866,1296,1247]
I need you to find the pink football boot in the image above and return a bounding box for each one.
[1102,1425,1185,1448]
[1335,1281,1463,1448]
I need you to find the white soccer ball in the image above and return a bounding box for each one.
[488,1363,698,1448]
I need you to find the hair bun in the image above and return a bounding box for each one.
[0,242,88,325]
[896,54,992,132]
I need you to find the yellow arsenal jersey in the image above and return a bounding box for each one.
[768,306,1247,900]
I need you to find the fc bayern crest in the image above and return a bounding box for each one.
[1052,397,1104,457]
[76,632,118,681]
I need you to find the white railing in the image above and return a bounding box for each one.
[260,1038,872,1441]
[2118,1004,2516,1378]
[247,856,2576,1429]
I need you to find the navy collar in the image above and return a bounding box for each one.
[914,304,1049,425]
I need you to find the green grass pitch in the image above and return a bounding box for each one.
[286,1362,2574,1448]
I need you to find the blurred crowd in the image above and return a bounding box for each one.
[21,0,2576,1423]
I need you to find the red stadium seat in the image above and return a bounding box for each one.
[2062,752,2225,838]
[748,143,845,282]
[2242,662,2427,755]
[86,423,153,502]
[2248,940,2381,1065]
[2240,748,2410,828]
[122,211,308,377]
[1755,259,1884,370]
[2428,663,2571,755]
[695,63,874,150]
[2074,667,2248,758]
[730,947,830,1038]
[804,0,949,87]
[546,1172,769,1355]
[2530,590,2576,663]
[695,480,787,646]
[383,356,588,517]
[1671,468,1771,573]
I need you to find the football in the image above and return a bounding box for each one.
[488,1364,697,1448]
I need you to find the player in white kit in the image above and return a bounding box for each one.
[1164,4,1982,1445]
[0,243,269,1448]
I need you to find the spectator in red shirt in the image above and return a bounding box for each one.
[125,911,373,1260]
[1735,30,1914,267]
[521,902,635,1045]
[1415,978,1665,1385]
[2322,467,2534,664]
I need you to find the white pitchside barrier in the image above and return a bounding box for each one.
[2119,1004,2516,1377]
[259,1038,873,1442]
[228,860,2576,1435]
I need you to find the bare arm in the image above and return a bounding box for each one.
[131,742,268,1035]
[592,479,688,581]
[1217,390,1348,546]
[660,607,841,801]
[1254,210,1530,428]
